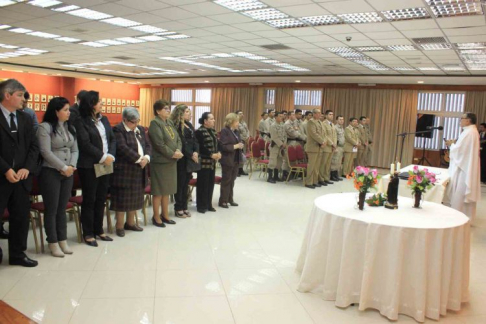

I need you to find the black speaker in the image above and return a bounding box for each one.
[416,114,435,139]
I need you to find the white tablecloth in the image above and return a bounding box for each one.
[296,193,470,322]
[377,165,450,204]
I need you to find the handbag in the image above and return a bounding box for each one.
[186,158,201,173]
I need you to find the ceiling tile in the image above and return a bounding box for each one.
[319,0,375,14]
[315,25,358,35]
[436,16,486,29]
[209,13,254,24]
[180,2,232,16]
[352,22,397,33]
[365,0,425,11]
[279,4,331,16]
[443,27,486,37]
[151,7,199,20]
[283,28,324,36]
[233,22,275,32]
[401,29,445,38]
[184,17,222,28]
[364,31,405,40]
[392,20,439,31]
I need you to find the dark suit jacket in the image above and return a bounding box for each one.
[111,123,151,189]
[74,115,116,168]
[219,126,241,167]
[69,104,80,123]
[0,109,39,191]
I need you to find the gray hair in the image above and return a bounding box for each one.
[0,79,26,101]
[312,108,321,114]
[122,107,140,122]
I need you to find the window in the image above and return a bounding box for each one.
[264,89,275,110]
[171,89,211,127]
[414,92,465,150]
[264,89,322,113]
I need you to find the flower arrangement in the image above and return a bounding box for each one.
[366,193,387,207]
[353,166,380,193]
[407,165,437,194]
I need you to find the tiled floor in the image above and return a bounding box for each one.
[0,170,485,324]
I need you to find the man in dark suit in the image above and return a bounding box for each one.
[69,89,88,122]
[480,123,486,184]
[0,79,39,267]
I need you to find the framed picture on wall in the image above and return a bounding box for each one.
[112,98,116,105]
[117,107,121,114]
[41,95,47,103]
[34,94,40,102]
[102,107,106,113]
[107,107,111,114]
[136,100,140,106]
[107,98,112,105]
[121,99,126,106]
[116,99,121,106]
[41,104,46,111]
[27,103,33,109]
[48,95,53,101]
[130,100,135,106]
[101,98,106,105]
[34,103,40,111]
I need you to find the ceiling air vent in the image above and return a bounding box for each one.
[411,37,447,44]
[259,44,292,50]
[112,56,134,60]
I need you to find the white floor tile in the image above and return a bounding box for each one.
[219,268,291,295]
[81,270,156,299]
[0,266,27,299]
[157,249,217,270]
[5,298,78,324]
[213,249,274,270]
[156,269,225,297]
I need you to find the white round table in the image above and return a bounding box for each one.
[296,193,470,322]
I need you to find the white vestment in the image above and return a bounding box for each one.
[446,125,481,223]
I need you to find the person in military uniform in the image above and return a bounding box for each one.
[356,116,369,167]
[282,110,288,123]
[263,109,276,142]
[331,115,345,181]
[319,110,337,186]
[236,110,250,176]
[343,117,361,176]
[301,111,313,137]
[365,117,373,166]
[267,112,287,184]
[305,109,327,189]
[258,111,268,138]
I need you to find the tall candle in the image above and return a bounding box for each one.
[396,162,401,171]
[390,163,395,174]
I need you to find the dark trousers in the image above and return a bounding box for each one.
[78,168,109,238]
[0,182,31,259]
[175,159,191,211]
[481,152,486,182]
[196,168,215,211]
[219,164,239,204]
[39,167,73,243]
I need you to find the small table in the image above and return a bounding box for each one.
[296,193,470,322]
[377,165,450,204]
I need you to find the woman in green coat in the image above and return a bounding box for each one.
[148,100,183,227]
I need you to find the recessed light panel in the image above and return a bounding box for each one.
[337,12,383,24]
[80,42,109,47]
[300,15,342,26]
[130,25,166,33]
[67,8,112,20]
[138,35,166,41]
[28,31,60,38]
[0,25,11,29]
[418,67,440,71]
[242,8,288,21]
[387,45,417,51]
[56,37,81,42]
[165,34,190,39]
[381,7,430,21]
[28,0,61,8]
[213,0,267,12]
[116,37,146,44]
[428,1,483,17]
[356,46,386,52]
[392,67,416,71]
[266,18,306,29]
[101,17,141,27]
[9,28,32,33]
[52,4,79,12]
[97,39,126,46]
[418,43,452,50]
[455,42,486,50]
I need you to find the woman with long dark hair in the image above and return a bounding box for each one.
[170,104,199,218]
[74,91,115,246]
[37,97,78,257]
[195,112,221,213]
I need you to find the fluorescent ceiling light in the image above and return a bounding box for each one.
[130,25,166,33]
[0,1,19,8]
[356,46,386,52]
[300,15,342,26]
[442,65,465,71]
[427,1,483,17]
[9,28,32,33]
[242,8,288,21]
[116,37,146,44]
[392,67,416,71]
[213,53,235,58]
[101,17,141,27]
[337,12,383,24]
[0,43,18,49]
[155,31,176,36]
[455,42,486,50]
[418,43,452,50]
[327,47,357,53]
[67,8,112,20]
[213,0,266,12]
[28,0,61,7]
[52,4,79,12]
[80,42,109,47]
[56,37,80,42]
[165,34,190,39]
[263,60,279,63]
[381,7,430,21]
[266,18,306,29]
[418,67,440,71]
[386,45,417,51]
[97,39,126,45]
[0,25,11,29]
[28,31,60,38]
[138,35,166,41]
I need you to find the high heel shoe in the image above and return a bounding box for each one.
[84,236,98,247]
[174,210,186,218]
[97,234,113,241]
[152,217,166,228]
[208,207,216,212]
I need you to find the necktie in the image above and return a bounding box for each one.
[10,113,18,140]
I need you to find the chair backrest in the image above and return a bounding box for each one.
[295,145,305,161]
[265,142,270,157]
[72,170,82,190]
[287,146,298,163]
[248,137,254,149]
[251,142,261,158]
[30,176,41,196]
[257,138,265,151]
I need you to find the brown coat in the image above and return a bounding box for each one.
[344,125,360,153]
[305,119,326,153]
[220,127,242,167]
[322,120,337,153]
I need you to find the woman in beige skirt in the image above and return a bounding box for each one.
[148,100,182,227]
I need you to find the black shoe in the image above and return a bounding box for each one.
[305,185,315,189]
[97,235,113,241]
[197,208,207,214]
[9,256,38,267]
[162,218,176,225]
[152,217,166,228]
[267,177,276,184]
[314,183,322,187]
[0,226,8,239]
[318,181,328,186]
[84,236,98,247]
[208,207,216,212]
[239,168,248,176]
[219,203,229,208]
[124,223,143,232]
[229,202,238,207]
[325,180,333,185]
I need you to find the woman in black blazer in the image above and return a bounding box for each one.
[73,91,115,246]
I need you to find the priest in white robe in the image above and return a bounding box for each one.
[446,112,481,223]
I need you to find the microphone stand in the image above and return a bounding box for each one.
[395,130,432,166]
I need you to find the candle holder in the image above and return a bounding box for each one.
[385,172,399,210]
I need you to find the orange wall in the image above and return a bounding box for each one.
[0,71,140,125]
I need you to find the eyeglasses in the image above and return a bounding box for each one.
[128,119,140,124]
[163,107,170,111]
